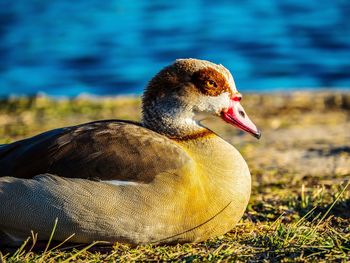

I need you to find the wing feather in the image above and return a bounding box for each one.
[0,120,191,182]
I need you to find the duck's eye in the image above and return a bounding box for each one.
[206,80,217,88]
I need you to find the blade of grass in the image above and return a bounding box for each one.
[28,231,38,253]
[50,233,75,251]
[313,181,349,232]
[60,241,109,263]
[0,251,5,263]
[10,236,30,260]
[38,217,58,263]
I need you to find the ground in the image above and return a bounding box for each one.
[0,91,349,262]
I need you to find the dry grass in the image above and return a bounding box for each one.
[0,91,349,262]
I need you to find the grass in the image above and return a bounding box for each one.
[0,91,349,262]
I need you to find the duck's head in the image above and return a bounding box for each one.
[142,58,261,140]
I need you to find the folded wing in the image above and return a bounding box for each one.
[0,120,191,183]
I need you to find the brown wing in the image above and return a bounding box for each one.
[0,120,191,182]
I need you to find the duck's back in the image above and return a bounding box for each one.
[0,120,191,181]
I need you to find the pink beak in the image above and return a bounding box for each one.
[221,94,261,139]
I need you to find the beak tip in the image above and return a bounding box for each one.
[254,130,262,139]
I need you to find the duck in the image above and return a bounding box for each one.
[0,58,260,246]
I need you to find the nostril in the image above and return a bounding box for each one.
[239,110,245,118]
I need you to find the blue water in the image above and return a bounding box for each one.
[0,1,349,96]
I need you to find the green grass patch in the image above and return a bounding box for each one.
[0,93,349,262]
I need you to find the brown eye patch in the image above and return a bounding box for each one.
[191,67,232,96]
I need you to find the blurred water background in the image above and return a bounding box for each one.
[0,1,349,97]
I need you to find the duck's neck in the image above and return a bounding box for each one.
[142,103,210,140]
